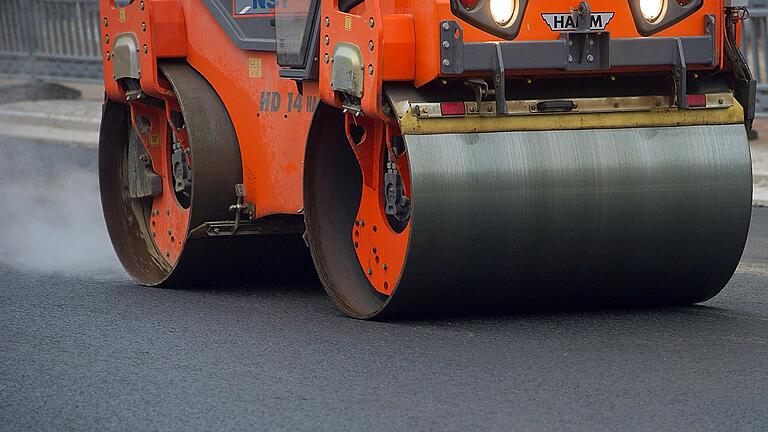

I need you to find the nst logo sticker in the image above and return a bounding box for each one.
[542,12,615,31]
[235,0,288,15]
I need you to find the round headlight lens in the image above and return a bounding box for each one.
[489,0,515,26]
[639,0,665,23]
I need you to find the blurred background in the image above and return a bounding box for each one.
[1,0,119,277]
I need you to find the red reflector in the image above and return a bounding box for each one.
[458,0,479,9]
[686,94,707,107]
[440,102,466,116]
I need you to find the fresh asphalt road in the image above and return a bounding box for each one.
[1,136,767,431]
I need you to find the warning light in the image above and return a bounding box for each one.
[686,94,707,108]
[440,102,466,116]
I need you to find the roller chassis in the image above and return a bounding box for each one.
[98,0,755,318]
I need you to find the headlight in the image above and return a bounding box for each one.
[639,0,665,23]
[489,0,515,26]
[449,0,529,40]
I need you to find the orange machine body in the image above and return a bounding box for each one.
[99,0,730,224]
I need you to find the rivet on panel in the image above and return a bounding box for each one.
[143,44,148,54]
[103,17,108,27]
[369,17,375,28]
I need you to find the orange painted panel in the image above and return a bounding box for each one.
[180,0,317,217]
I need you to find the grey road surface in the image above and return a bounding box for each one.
[1,137,767,431]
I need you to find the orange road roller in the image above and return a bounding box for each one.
[98,0,755,318]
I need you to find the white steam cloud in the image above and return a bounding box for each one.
[0,139,127,279]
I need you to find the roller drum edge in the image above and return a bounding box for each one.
[377,124,752,317]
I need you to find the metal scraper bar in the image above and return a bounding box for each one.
[407,93,734,119]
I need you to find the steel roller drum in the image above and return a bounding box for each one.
[378,124,752,317]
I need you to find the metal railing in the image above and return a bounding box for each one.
[0,0,102,82]
[744,2,768,116]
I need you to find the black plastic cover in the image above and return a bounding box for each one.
[627,0,703,36]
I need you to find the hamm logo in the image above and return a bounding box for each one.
[542,12,615,31]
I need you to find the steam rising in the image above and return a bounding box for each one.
[0,138,126,279]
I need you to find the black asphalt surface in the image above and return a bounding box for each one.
[1,137,767,431]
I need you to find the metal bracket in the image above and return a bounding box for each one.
[331,42,364,98]
[171,140,192,194]
[493,43,507,115]
[564,2,609,72]
[127,135,162,199]
[563,31,610,71]
[440,20,464,75]
[189,216,305,239]
[384,160,411,221]
[229,183,250,235]
[464,79,492,108]
[704,14,716,67]
[673,38,688,109]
